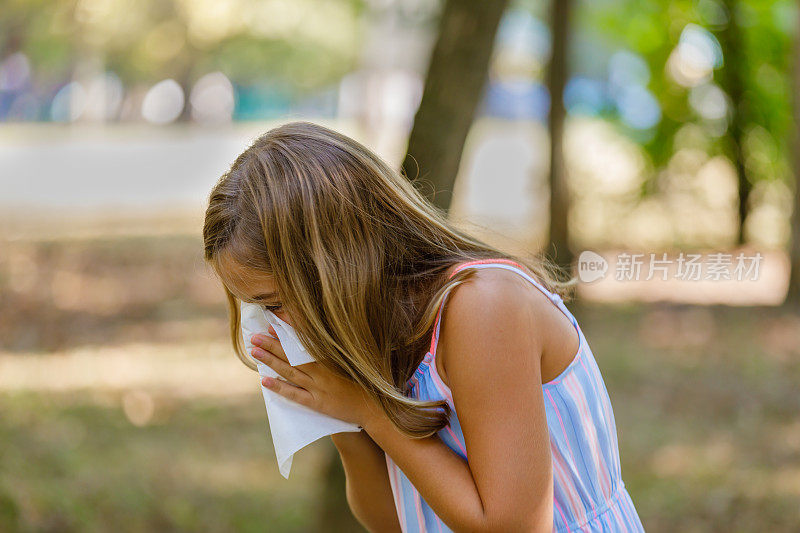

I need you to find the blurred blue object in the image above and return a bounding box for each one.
[480,80,549,121]
[565,76,609,116]
[234,84,292,121]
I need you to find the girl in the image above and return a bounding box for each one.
[203,121,645,532]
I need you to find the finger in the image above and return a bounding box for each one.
[262,376,316,407]
[251,347,312,388]
[251,333,289,363]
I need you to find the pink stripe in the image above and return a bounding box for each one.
[449,258,525,276]
[609,499,626,529]
[410,371,466,458]
[603,487,626,529]
[618,491,637,530]
[551,449,581,522]
[577,355,615,468]
[388,457,407,532]
[558,380,601,524]
[413,490,427,532]
[392,461,408,531]
[553,498,572,533]
[549,438,587,525]
[435,515,444,533]
[429,304,444,355]
[545,390,580,481]
[409,374,421,397]
[420,363,467,457]
[451,260,546,297]
[546,389,592,525]
[602,506,616,530]
[443,424,467,457]
[384,454,398,510]
[563,373,613,499]
[579,354,621,479]
[426,357,454,404]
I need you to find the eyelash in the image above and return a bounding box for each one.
[261,304,282,312]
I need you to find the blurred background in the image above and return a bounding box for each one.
[1,0,799,531]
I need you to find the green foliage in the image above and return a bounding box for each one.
[577,0,796,188]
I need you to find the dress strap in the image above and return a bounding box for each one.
[428,258,577,358]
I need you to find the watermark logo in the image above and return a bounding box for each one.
[577,250,609,283]
[576,251,764,282]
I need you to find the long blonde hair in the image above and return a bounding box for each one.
[203,121,572,438]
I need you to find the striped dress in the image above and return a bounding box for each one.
[384,259,645,532]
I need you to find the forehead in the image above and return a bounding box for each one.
[214,249,277,301]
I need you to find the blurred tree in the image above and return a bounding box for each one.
[717,0,751,244]
[789,0,800,306]
[546,0,573,269]
[580,0,794,251]
[579,0,695,177]
[402,0,510,212]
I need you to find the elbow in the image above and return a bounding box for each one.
[345,481,401,533]
[473,519,550,533]
[344,481,370,528]
[472,505,553,533]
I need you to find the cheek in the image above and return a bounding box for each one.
[275,311,293,327]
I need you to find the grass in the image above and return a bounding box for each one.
[1,229,799,532]
[574,304,800,532]
[0,391,326,532]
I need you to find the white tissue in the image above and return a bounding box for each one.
[239,301,361,479]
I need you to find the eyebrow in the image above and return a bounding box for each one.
[250,291,278,301]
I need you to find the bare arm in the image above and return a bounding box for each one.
[362,274,554,532]
[331,431,402,533]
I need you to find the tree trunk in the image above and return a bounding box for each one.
[546,0,573,270]
[402,0,509,212]
[718,0,751,245]
[787,0,800,306]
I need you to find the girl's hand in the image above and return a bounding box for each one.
[249,326,382,428]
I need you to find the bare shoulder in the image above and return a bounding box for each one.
[435,267,560,383]
[442,267,560,331]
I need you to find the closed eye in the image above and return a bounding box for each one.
[261,304,282,312]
